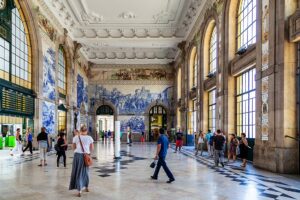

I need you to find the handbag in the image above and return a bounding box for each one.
[150,160,157,168]
[78,136,93,167]
[236,145,240,155]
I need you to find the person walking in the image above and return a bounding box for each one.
[140,131,145,143]
[213,130,225,167]
[23,127,33,155]
[195,131,204,156]
[56,132,67,167]
[239,133,250,168]
[10,128,23,156]
[209,132,215,157]
[37,127,49,166]
[69,125,94,197]
[174,128,183,153]
[228,134,239,163]
[151,128,175,183]
[205,130,212,156]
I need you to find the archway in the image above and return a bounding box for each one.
[149,105,167,141]
[96,105,114,141]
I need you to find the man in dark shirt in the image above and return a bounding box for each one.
[151,128,175,183]
[213,130,225,167]
[174,129,183,153]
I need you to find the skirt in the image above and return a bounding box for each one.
[69,153,89,191]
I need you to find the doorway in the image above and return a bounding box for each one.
[149,105,167,141]
[96,105,114,141]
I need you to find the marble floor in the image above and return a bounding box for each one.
[0,142,300,200]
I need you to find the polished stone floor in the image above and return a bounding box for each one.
[0,142,300,200]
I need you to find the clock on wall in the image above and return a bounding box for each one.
[0,0,6,10]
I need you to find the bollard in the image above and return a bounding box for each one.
[114,121,121,159]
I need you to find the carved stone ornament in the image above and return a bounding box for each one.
[289,9,300,42]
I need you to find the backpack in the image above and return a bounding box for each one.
[209,136,214,146]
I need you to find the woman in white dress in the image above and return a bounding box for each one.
[10,128,23,156]
[69,125,94,197]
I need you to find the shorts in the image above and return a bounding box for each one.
[176,140,183,147]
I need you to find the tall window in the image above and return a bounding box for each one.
[0,1,32,89]
[193,54,198,87]
[209,27,217,74]
[177,67,181,100]
[237,0,257,49]
[58,46,66,95]
[236,68,256,138]
[189,47,197,89]
[189,100,197,134]
[208,89,216,132]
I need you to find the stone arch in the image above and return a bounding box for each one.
[223,0,240,62]
[144,101,171,141]
[16,0,41,93]
[197,8,219,133]
[188,46,197,90]
[200,9,219,78]
[90,99,118,140]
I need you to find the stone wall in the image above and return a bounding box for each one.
[174,0,299,173]
[88,65,174,140]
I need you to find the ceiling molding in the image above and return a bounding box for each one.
[42,0,208,64]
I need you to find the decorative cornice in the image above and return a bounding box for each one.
[89,80,173,85]
[35,0,64,34]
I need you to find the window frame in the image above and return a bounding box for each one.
[236,0,257,49]
[209,26,217,74]
[235,68,256,138]
[0,1,32,89]
[208,89,216,132]
[57,46,67,95]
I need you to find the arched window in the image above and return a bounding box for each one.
[189,47,197,89]
[209,26,217,74]
[58,46,66,95]
[193,54,198,86]
[0,0,32,89]
[177,67,181,100]
[237,0,257,49]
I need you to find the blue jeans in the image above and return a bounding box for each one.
[153,156,174,180]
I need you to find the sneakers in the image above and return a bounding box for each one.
[166,178,175,183]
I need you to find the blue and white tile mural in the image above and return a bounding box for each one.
[77,75,89,110]
[90,85,173,115]
[42,101,56,134]
[120,116,145,133]
[43,48,56,101]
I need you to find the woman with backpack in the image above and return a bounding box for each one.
[56,132,67,167]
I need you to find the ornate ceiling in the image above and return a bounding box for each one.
[43,0,206,65]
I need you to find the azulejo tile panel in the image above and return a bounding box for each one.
[43,48,56,101]
[77,74,89,110]
[120,116,145,133]
[91,85,173,115]
[42,101,56,134]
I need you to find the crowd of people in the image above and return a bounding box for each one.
[190,129,251,168]
[7,124,252,197]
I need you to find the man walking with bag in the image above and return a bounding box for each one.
[151,128,175,183]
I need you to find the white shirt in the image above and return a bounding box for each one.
[73,135,94,154]
[198,137,204,144]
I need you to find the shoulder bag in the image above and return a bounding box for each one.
[78,136,93,167]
